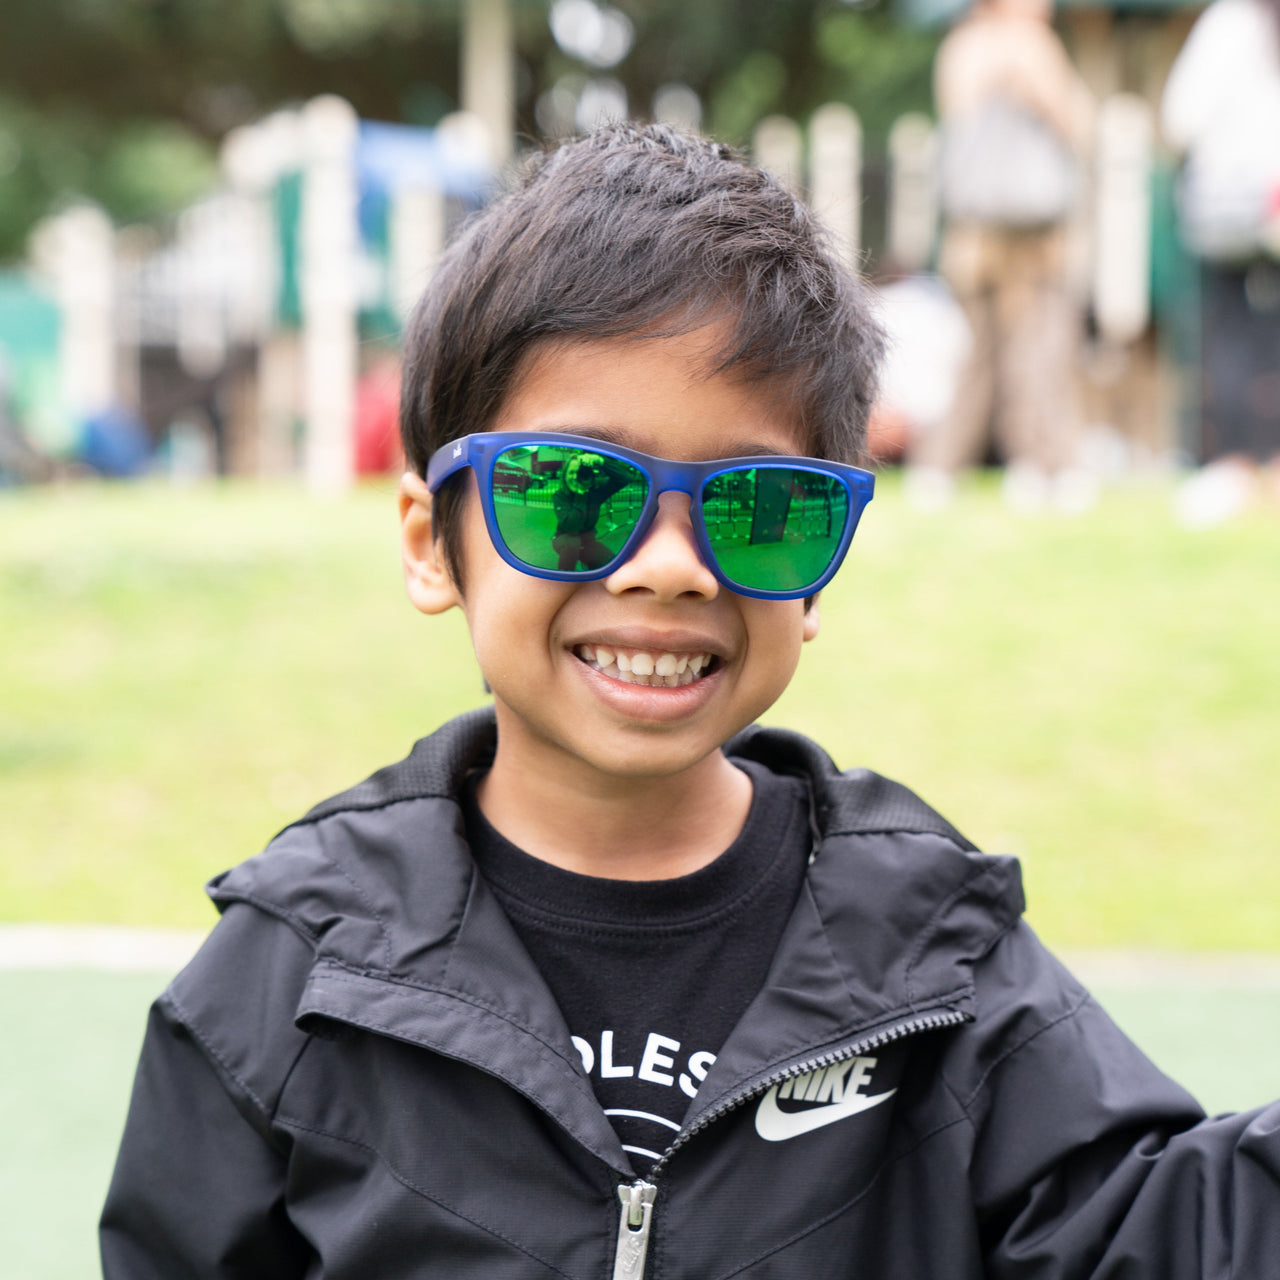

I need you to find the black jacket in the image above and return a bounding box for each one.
[102,710,1280,1278]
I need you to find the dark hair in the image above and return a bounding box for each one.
[400,121,884,585]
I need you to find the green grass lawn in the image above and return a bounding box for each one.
[3,475,1279,1278]
[2,473,1279,951]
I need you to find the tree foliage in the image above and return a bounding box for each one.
[0,0,940,260]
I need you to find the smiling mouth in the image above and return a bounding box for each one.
[573,644,718,688]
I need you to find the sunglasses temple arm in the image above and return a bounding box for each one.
[425,441,474,493]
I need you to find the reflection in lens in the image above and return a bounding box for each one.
[702,467,849,593]
[492,445,648,572]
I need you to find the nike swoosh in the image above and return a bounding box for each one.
[754,1085,897,1142]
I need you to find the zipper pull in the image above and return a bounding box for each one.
[612,1180,657,1280]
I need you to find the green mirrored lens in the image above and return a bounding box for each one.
[491,445,649,573]
[701,467,849,593]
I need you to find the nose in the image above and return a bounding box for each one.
[603,491,719,602]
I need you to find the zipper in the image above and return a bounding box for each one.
[607,1007,968,1278]
[611,1180,657,1280]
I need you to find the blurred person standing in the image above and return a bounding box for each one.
[868,272,972,464]
[907,0,1094,512]
[1162,0,1280,527]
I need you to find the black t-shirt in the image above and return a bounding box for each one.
[462,758,812,1174]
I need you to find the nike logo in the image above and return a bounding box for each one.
[755,1056,896,1142]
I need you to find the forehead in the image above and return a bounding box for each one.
[489,325,812,461]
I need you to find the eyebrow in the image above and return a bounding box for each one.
[539,424,805,460]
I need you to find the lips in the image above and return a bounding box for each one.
[573,643,716,688]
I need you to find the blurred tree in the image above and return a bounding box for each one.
[809,4,941,143]
[614,0,939,148]
[0,0,938,259]
[0,101,221,260]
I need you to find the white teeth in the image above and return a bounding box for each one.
[575,645,716,688]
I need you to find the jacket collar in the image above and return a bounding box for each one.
[209,709,1024,1169]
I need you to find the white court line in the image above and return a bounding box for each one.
[1061,950,1280,990]
[2,927,1280,986]
[0,925,209,973]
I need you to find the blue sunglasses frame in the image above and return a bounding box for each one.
[426,431,875,601]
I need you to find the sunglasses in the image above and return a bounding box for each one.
[426,432,875,601]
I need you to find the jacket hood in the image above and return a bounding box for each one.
[208,709,1025,1164]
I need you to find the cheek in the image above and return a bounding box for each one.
[461,566,576,681]
[743,603,810,690]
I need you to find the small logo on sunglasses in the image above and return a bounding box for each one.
[453,443,463,458]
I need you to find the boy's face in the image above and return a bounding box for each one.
[401,322,821,792]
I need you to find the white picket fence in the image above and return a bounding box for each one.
[23,94,1158,488]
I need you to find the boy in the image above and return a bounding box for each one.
[102,124,1279,1277]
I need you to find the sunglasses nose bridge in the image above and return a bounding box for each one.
[643,459,703,507]
[641,466,714,568]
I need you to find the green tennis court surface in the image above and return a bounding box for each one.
[3,958,1279,1280]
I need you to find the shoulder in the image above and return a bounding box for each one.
[165,709,501,1111]
[729,722,1027,968]
[938,921,1205,1202]
[1195,0,1272,37]
[1170,0,1273,85]
[207,707,497,970]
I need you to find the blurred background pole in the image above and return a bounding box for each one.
[752,115,803,195]
[809,103,862,270]
[220,123,287,477]
[390,185,446,327]
[29,205,116,435]
[887,112,939,273]
[1089,92,1163,462]
[300,95,359,496]
[250,110,305,479]
[175,201,230,391]
[462,0,515,170]
[1093,93,1153,347]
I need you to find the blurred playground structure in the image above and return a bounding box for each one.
[0,0,1250,493]
[0,101,494,492]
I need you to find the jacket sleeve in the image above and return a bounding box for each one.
[952,923,1280,1277]
[100,907,317,1279]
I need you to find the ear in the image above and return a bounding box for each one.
[801,597,821,643]
[398,472,463,615]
